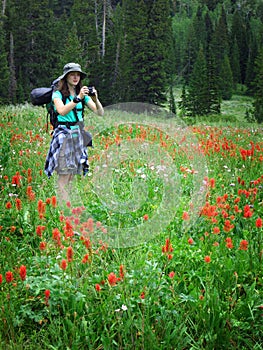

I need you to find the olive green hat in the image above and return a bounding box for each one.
[58,62,87,80]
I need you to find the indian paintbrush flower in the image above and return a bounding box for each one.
[19,265,26,281]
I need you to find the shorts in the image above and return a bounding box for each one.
[56,128,83,175]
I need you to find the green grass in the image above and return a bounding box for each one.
[0,95,262,349]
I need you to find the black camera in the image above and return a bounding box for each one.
[88,86,95,96]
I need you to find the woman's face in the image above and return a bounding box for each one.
[66,72,81,86]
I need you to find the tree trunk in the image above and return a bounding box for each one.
[2,0,6,15]
[101,0,106,57]
[9,32,17,103]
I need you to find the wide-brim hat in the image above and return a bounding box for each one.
[57,62,87,81]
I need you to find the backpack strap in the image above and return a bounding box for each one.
[56,95,85,129]
[47,93,85,131]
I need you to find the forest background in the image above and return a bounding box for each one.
[1,0,263,121]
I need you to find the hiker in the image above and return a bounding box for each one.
[44,62,104,205]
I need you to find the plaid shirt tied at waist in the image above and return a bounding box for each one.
[44,126,88,178]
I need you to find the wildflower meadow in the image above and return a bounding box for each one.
[0,99,262,350]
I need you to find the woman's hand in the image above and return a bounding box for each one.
[79,86,90,100]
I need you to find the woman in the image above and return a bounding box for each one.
[45,62,104,204]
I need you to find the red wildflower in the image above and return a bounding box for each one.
[0,274,2,284]
[169,271,175,278]
[225,237,234,249]
[44,289,50,306]
[239,240,248,251]
[11,173,22,186]
[188,237,194,245]
[243,204,253,218]
[86,217,94,232]
[234,196,240,203]
[52,228,61,246]
[36,225,45,237]
[204,256,211,263]
[162,238,173,253]
[140,291,145,299]
[256,218,262,228]
[200,202,218,218]
[63,220,74,238]
[213,227,220,234]
[60,259,67,270]
[19,265,26,281]
[51,196,57,207]
[5,202,12,209]
[39,241,47,251]
[209,178,215,188]
[67,246,74,262]
[223,220,234,232]
[182,211,190,220]
[5,271,14,283]
[37,199,46,219]
[26,186,35,201]
[82,254,89,263]
[119,264,125,280]
[15,198,22,210]
[95,284,101,292]
[108,272,119,286]
[82,237,92,249]
[143,214,149,221]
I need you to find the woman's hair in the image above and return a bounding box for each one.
[58,76,83,97]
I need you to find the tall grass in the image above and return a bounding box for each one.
[0,96,262,349]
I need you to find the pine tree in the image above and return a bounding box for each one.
[181,45,221,117]
[119,0,149,102]
[230,9,249,84]
[229,37,241,87]
[0,16,10,104]
[184,46,209,116]
[168,86,176,115]
[119,0,173,106]
[211,6,229,63]
[219,54,233,100]
[178,84,189,117]
[57,22,85,73]
[245,28,258,95]
[252,49,263,123]
[200,0,223,11]
[193,6,207,48]
[183,16,202,83]
[5,0,58,101]
[145,0,173,105]
[206,46,221,114]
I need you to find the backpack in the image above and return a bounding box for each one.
[30,80,92,147]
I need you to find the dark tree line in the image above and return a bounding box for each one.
[1,0,263,121]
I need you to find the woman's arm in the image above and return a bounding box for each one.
[54,86,104,116]
[86,87,104,116]
[53,97,78,116]
[87,97,104,116]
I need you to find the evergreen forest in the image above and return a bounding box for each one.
[1,0,263,122]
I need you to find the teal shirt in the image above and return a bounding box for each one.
[52,90,91,123]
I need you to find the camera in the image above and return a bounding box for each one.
[88,86,95,96]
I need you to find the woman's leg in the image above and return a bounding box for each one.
[57,173,74,204]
